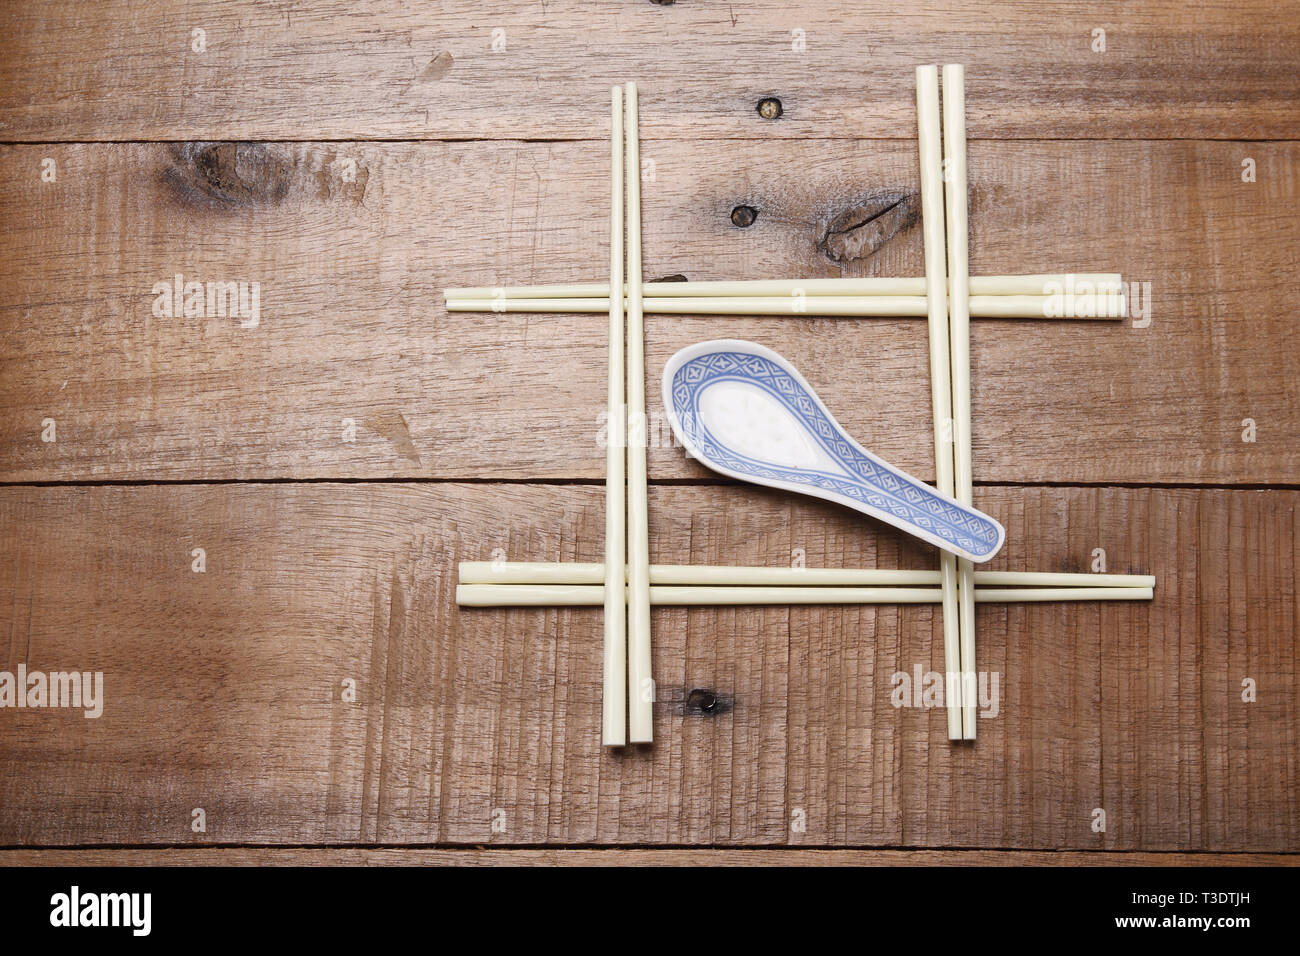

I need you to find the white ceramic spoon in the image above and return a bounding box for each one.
[661,340,1005,563]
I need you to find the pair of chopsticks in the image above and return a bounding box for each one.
[458,562,1155,606]
[604,84,652,748]
[920,64,992,739]
[444,277,1127,319]
[917,65,965,741]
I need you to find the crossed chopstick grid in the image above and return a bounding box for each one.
[449,71,1152,748]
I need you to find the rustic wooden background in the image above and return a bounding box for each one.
[1,1,1297,865]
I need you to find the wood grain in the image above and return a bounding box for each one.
[2,139,1296,484]
[1,2,1297,141]
[3,848,1295,867]
[1,482,1295,849]
[1,0,1296,867]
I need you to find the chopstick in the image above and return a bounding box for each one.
[459,561,1156,589]
[602,86,627,748]
[917,65,964,742]
[457,584,1155,607]
[943,64,977,741]
[624,82,653,745]
[444,274,1124,299]
[445,295,1125,319]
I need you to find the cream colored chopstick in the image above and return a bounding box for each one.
[444,295,1124,319]
[917,65,963,742]
[624,82,652,745]
[602,86,627,748]
[443,274,1123,299]
[458,562,1156,589]
[456,584,1154,607]
[943,64,977,741]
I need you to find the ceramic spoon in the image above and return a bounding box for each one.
[661,340,1005,563]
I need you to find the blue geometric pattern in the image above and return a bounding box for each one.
[669,350,1002,560]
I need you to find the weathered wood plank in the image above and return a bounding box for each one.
[1,140,1296,483]
[0,483,1294,849]
[1,2,1297,141]
[2,848,1295,866]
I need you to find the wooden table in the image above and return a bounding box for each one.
[0,1,1297,866]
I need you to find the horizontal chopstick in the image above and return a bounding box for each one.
[458,561,1155,589]
[446,294,1125,319]
[445,274,1122,299]
[456,584,1154,607]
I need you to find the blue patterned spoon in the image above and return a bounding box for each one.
[661,340,1005,563]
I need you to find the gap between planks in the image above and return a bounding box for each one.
[2,479,1300,491]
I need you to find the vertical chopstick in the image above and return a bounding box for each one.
[943,64,978,741]
[624,82,653,744]
[602,86,627,748]
[917,65,963,742]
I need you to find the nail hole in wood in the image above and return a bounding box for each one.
[685,688,718,713]
[731,205,758,228]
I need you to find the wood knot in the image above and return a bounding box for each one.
[731,205,759,228]
[166,143,292,207]
[368,410,422,466]
[818,191,919,263]
[756,97,784,120]
[421,51,454,80]
[653,274,689,283]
